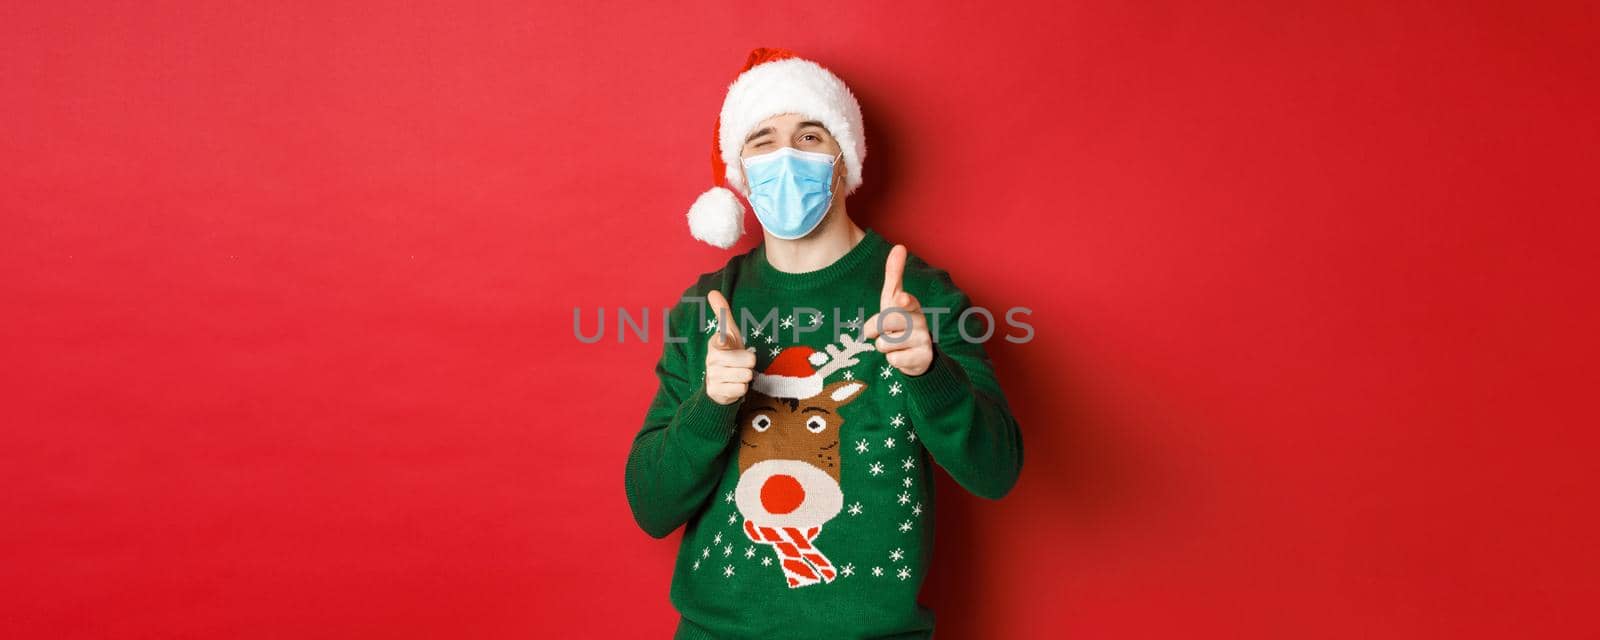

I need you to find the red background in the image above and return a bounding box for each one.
[4,1,1597,638]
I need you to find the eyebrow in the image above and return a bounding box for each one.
[801,406,831,414]
[744,121,829,144]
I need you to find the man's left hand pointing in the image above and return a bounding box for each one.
[862,244,934,376]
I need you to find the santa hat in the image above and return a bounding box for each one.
[686,47,867,249]
[751,345,833,399]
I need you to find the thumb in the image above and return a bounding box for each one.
[882,244,907,309]
[706,289,743,350]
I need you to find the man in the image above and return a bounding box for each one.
[624,47,1023,639]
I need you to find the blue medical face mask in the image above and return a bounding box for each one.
[740,146,843,240]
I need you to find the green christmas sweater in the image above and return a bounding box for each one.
[624,228,1024,640]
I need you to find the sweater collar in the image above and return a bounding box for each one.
[753,228,887,291]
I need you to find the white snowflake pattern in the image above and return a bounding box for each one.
[693,559,701,570]
[842,370,854,380]
[872,566,884,577]
[884,436,896,449]
[906,429,917,443]
[702,547,710,559]
[889,548,904,562]
[899,520,914,532]
[750,326,762,338]
[912,503,923,516]
[808,312,822,326]
[855,439,870,454]
[761,556,772,566]
[902,477,913,488]
[847,501,863,516]
[868,462,885,476]
[840,563,855,577]
[727,513,737,525]
[769,347,782,357]
[744,546,756,559]
[890,413,905,428]
[723,544,733,557]
[704,318,718,333]
[897,566,911,581]
[897,491,911,505]
[845,314,862,331]
[888,382,903,396]
[902,456,916,471]
[764,334,776,344]
[780,315,795,329]
[724,565,736,578]
[713,532,722,545]
[880,365,895,379]
[724,490,735,503]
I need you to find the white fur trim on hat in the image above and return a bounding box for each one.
[718,58,866,199]
[686,186,745,249]
[751,372,823,400]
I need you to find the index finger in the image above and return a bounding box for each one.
[882,244,907,306]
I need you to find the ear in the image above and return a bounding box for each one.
[821,380,866,404]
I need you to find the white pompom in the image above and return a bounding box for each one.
[686,187,745,249]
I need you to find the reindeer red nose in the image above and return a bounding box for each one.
[760,474,806,514]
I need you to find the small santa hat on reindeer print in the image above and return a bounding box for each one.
[685,47,868,249]
[750,345,832,399]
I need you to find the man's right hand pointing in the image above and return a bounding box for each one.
[705,289,756,405]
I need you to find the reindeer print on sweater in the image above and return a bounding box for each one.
[732,334,873,588]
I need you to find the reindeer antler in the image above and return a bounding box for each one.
[813,333,875,381]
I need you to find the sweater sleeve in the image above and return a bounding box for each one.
[900,268,1025,500]
[623,293,741,538]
